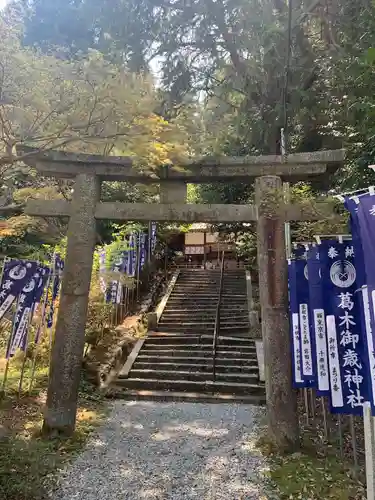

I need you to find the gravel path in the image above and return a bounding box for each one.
[53,401,271,500]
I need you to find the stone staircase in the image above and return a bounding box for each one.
[158,269,250,336]
[110,269,265,404]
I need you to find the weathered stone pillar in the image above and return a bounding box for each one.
[160,181,187,203]
[43,173,100,436]
[255,175,299,451]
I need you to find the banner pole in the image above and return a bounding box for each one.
[350,415,358,470]
[338,414,344,459]
[1,297,19,395]
[309,388,316,424]
[364,402,375,500]
[148,221,152,265]
[28,267,54,393]
[18,307,35,396]
[115,301,119,326]
[136,236,140,303]
[0,257,9,328]
[303,388,310,425]
[321,397,328,440]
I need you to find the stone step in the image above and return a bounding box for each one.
[174,283,245,288]
[172,287,219,291]
[156,327,214,334]
[141,343,213,351]
[158,321,249,328]
[219,323,250,329]
[167,297,247,302]
[145,336,256,345]
[159,314,217,320]
[106,389,266,405]
[165,297,247,311]
[170,292,246,297]
[161,310,248,316]
[167,297,217,301]
[141,348,211,357]
[127,369,259,383]
[164,303,247,309]
[156,330,214,335]
[160,311,248,318]
[141,340,256,350]
[160,316,249,323]
[143,340,256,351]
[158,321,216,327]
[175,282,219,285]
[143,335,205,344]
[139,349,257,359]
[136,355,258,365]
[156,327,250,335]
[132,362,259,373]
[114,377,265,395]
[176,292,250,295]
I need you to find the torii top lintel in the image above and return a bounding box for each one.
[19,146,344,183]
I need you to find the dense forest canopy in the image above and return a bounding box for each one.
[0,0,375,256]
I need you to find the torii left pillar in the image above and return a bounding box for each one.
[43,173,100,435]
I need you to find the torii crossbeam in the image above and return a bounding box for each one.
[21,147,344,450]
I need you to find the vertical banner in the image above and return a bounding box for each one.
[118,249,128,304]
[291,244,307,260]
[294,258,316,383]
[288,259,304,387]
[345,195,375,410]
[132,233,138,276]
[112,250,128,305]
[24,265,50,349]
[139,233,146,270]
[151,222,157,254]
[98,248,107,294]
[319,240,368,414]
[0,260,38,320]
[127,233,136,277]
[46,255,64,328]
[307,245,330,395]
[7,264,50,358]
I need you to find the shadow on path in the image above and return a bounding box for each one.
[53,401,269,500]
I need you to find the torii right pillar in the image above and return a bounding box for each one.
[255,175,298,451]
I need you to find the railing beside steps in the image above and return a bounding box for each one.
[212,251,225,381]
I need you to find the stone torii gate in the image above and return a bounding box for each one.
[22,147,344,449]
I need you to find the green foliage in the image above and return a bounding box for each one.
[0,11,194,257]
[3,0,375,257]
[269,453,364,499]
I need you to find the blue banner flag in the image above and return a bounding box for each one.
[291,244,307,260]
[33,265,54,345]
[46,255,64,328]
[0,260,38,320]
[139,233,146,270]
[112,250,128,305]
[319,240,368,414]
[295,258,316,383]
[98,248,107,294]
[288,260,305,388]
[350,193,375,410]
[132,233,138,276]
[151,223,157,253]
[307,245,330,395]
[345,198,366,286]
[127,234,136,277]
[7,264,50,357]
